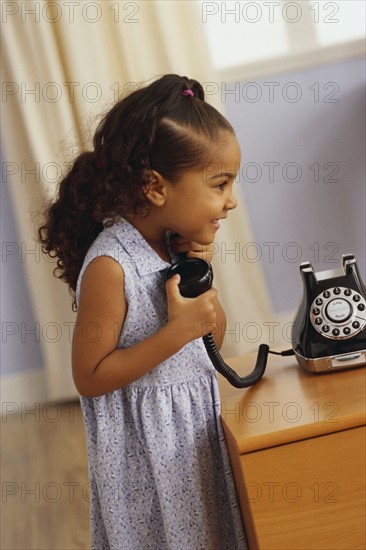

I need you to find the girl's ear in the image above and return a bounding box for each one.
[144,170,168,207]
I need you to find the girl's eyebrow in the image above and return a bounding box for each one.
[209,171,236,180]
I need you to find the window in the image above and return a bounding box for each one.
[313,0,365,47]
[200,1,365,70]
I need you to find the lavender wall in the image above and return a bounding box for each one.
[225,56,365,315]
[1,167,45,376]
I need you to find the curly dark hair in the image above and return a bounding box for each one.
[38,74,234,309]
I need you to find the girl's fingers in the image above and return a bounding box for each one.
[170,237,214,260]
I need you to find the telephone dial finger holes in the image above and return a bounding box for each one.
[310,286,366,340]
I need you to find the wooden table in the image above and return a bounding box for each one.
[219,352,366,549]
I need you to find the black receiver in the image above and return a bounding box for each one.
[166,258,270,388]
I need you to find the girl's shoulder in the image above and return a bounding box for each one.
[75,218,134,303]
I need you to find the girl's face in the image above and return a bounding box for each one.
[162,132,241,245]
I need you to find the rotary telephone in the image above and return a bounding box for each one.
[166,253,366,388]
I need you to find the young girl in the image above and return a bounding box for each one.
[39,74,247,550]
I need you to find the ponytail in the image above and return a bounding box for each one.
[38,152,105,309]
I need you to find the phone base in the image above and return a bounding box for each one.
[294,349,366,373]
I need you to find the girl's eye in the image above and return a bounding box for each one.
[216,181,227,190]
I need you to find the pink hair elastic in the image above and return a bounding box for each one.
[181,89,195,97]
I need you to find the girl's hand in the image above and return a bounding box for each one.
[170,234,215,263]
[165,274,217,343]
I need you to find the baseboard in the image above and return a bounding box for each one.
[0,368,47,414]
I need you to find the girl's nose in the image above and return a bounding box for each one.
[225,191,238,211]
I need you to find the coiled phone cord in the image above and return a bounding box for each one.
[203,334,270,388]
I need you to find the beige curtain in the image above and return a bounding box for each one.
[2,0,273,402]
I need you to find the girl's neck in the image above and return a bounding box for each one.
[125,214,171,263]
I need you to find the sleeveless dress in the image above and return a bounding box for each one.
[76,218,247,550]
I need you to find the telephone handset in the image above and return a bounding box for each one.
[166,254,366,388]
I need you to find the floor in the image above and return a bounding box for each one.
[1,401,90,550]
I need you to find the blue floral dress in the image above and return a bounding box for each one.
[76,218,247,550]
